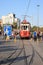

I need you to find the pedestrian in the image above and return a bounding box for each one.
[42,32,43,41]
[33,31,37,41]
[4,32,7,39]
[5,33,7,39]
[37,31,41,41]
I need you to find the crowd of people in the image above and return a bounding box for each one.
[31,31,43,41]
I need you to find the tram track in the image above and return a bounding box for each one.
[28,40,43,65]
[8,40,25,65]
[15,40,35,65]
[9,40,34,65]
[11,40,35,65]
[22,40,43,65]
[34,48,43,61]
[6,39,29,65]
[0,40,24,65]
[22,40,28,65]
[0,39,43,65]
[8,40,31,65]
[28,42,35,65]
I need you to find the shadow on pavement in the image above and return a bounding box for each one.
[0,46,23,52]
[0,55,31,64]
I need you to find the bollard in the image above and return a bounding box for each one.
[6,36,10,41]
[14,36,16,43]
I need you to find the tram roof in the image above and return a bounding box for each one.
[21,19,30,24]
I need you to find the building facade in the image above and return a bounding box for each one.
[2,13,20,29]
[2,13,15,25]
[0,19,2,26]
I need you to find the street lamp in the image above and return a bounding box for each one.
[14,18,18,29]
[37,5,40,32]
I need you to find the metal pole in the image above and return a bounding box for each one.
[37,5,39,31]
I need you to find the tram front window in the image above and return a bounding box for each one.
[21,26,28,30]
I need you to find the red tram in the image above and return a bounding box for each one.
[19,19,31,38]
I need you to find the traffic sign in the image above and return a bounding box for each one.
[4,25,12,36]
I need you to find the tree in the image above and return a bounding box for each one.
[40,27,43,32]
[12,22,17,29]
[31,26,38,32]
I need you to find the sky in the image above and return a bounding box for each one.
[0,0,43,27]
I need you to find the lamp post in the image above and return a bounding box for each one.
[37,5,40,32]
[14,18,18,29]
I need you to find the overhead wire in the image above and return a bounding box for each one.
[24,0,31,19]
